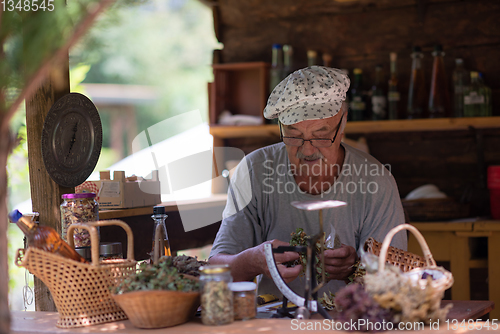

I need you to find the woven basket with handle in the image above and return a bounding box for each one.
[377,224,454,297]
[15,220,136,328]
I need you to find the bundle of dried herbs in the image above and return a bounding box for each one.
[113,260,199,294]
[159,255,207,276]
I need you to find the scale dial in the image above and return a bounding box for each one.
[41,93,102,188]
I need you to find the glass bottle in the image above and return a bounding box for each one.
[478,73,492,117]
[464,71,487,117]
[322,53,332,67]
[307,50,317,67]
[9,209,88,263]
[388,52,400,120]
[407,46,427,119]
[60,193,99,248]
[151,205,171,263]
[428,44,451,118]
[199,264,234,325]
[269,44,283,94]
[452,58,469,117]
[283,44,293,77]
[371,65,387,120]
[349,68,366,121]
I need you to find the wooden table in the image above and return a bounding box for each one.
[10,301,494,334]
[409,220,500,319]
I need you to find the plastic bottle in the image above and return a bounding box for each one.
[452,58,469,117]
[371,65,387,120]
[407,46,427,119]
[269,44,283,94]
[9,209,88,263]
[388,52,400,120]
[349,68,366,121]
[151,205,171,264]
[428,44,451,118]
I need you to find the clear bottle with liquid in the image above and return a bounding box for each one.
[452,58,469,117]
[478,73,492,117]
[151,205,171,263]
[407,46,427,119]
[9,209,88,263]
[371,65,387,120]
[428,44,451,118]
[283,44,293,77]
[388,52,400,120]
[464,71,488,117]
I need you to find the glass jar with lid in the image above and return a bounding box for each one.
[199,264,234,325]
[229,281,257,320]
[60,193,99,248]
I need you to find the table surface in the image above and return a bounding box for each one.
[10,300,495,334]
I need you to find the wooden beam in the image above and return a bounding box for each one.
[25,58,73,312]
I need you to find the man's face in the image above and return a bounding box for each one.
[281,111,344,179]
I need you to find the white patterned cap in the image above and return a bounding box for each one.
[264,66,350,125]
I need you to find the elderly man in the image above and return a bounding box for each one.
[209,66,406,297]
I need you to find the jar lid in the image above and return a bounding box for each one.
[199,264,230,274]
[75,246,91,260]
[228,282,256,292]
[99,242,122,255]
[62,192,96,199]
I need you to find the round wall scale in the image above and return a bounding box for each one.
[41,92,102,188]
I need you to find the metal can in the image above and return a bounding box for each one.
[229,282,257,320]
[60,193,99,247]
[199,264,233,325]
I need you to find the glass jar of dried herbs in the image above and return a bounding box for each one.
[199,264,233,325]
[229,281,257,320]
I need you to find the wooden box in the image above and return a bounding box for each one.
[209,62,270,125]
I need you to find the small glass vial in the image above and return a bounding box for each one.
[151,206,171,264]
[229,282,257,320]
[199,265,234,325]
[60,193,99,248]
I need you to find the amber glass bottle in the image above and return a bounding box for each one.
[428,44,451,118]
[9,209,88,263]
[407,46,427,119]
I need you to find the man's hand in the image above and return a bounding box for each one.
[322,244,358,281]
[255,240,302,283]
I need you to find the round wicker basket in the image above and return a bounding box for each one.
[112,290,200,328]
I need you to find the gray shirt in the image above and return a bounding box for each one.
[210,142,407,297]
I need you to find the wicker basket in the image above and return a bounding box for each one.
[15,220,136,328]
[112,290,200,328]
[364,237,427,273]
[377,224,454,295]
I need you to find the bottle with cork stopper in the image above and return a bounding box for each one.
[151,205,171,263]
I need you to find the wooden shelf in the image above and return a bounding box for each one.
[209,116,500,139]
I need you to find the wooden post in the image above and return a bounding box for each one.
[25,58,73,312]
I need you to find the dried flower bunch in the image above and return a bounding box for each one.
[159,255,207,276]
[113,260,199,294]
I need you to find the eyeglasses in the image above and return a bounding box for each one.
[280,113,344,148]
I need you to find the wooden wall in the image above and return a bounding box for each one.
[214,0,500,116]
[211,0,500,217]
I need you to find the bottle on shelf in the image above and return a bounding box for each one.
[407,46,428,119]
[463,72,486,117]
[322,53,332,67]
[307,50,318,67]
[9,209,88,263]
[151,205,171,264]
[349,68,366,121]
[428,44,451,118]
[452,58,469,118]
[283,44,294,77]
[478,72,492,117]
[269,44,284,94]
[387,52,400,120]
[371,65,387,120]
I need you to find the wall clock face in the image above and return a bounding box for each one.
[41,93,102,188]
